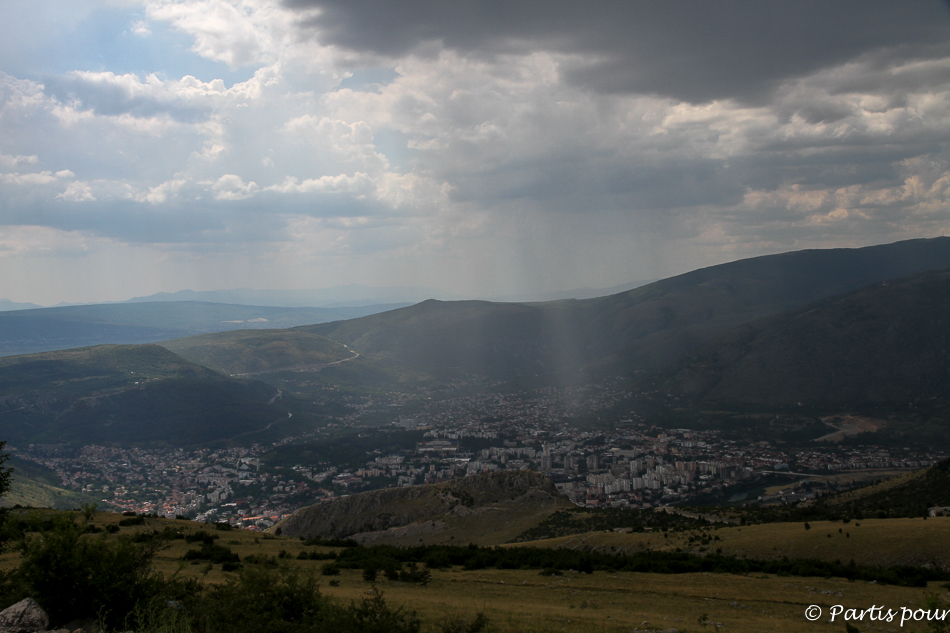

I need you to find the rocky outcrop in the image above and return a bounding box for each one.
[0,598,95,633]
[276,470,565,541]
[0,599,48,633]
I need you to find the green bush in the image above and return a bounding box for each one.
[184,530,218,544]
[398,563,432,586]
[192,565,332,633]
[362,565,379,583]
[336,588,421,633]
[181,543,240,565]
[14,513,166,629]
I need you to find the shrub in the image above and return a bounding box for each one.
[194,565,332,633]
[399,563,432,586]
[242,554,279,568]
[14,513,165,629]
[335,588,421,633]
[182,543,240,565]
[362,565,379,583]
[185,530,219,544]
[435,612,489,633]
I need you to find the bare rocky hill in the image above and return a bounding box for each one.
[276,470,572,546]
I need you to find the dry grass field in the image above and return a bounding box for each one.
[520,517,950,568]
[2,512,948,633]
[763,468,918,496]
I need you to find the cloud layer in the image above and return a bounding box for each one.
[1,0,949,304]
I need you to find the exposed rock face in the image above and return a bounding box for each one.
[0,598,49,633]
[277,470,565,541]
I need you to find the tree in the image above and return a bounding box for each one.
[0,442,13,500]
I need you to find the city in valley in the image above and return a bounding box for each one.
[11,380,943,529]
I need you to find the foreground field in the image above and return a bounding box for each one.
[0,512,944,633]
[279,566,948,633]
[522,517,950,569]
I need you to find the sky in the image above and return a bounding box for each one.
[1,0,950,305]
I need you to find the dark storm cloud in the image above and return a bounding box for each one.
[44,74,211,123]
[284,0,950,103]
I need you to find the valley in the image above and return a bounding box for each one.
[9,382,944,529]
[1,238,950,633]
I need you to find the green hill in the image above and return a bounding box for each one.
[303,299,584,378]
[305,237,950,378]
[663,267,950,409]
[1,456,99,510]
[161,329,354,376]
[0,344,300,446]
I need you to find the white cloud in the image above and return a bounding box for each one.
[57,181,96,202]
[145,0,288,68]
[265,172,374,196]
[131,19,151,37]
[2,1,950,302]
[211,174,259,200]
[133,177,188,204]
[0,170,70,186]
[0,152,38,169]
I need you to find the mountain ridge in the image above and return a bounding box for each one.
[0,301,408,357]
[662,266,950,409]
[303,237,950,377]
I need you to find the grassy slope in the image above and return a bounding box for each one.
[664,267,950,409]
[304,300,580,378]
[0,344,296,445]
[0,457,99,510]
[0,513,942,633]
[3,477,95,511]
[161,329,354,376]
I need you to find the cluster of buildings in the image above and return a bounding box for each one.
[9,380,947,522]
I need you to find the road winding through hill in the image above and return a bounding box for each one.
[234,348,360,377]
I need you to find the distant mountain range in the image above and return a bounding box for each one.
[124,281,657,307]
[4,236,950,447]
[0,299,42,312]
[125,285,466,308]
[0,301,407,357]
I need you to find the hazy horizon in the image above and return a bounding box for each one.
[2,1,950,305]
